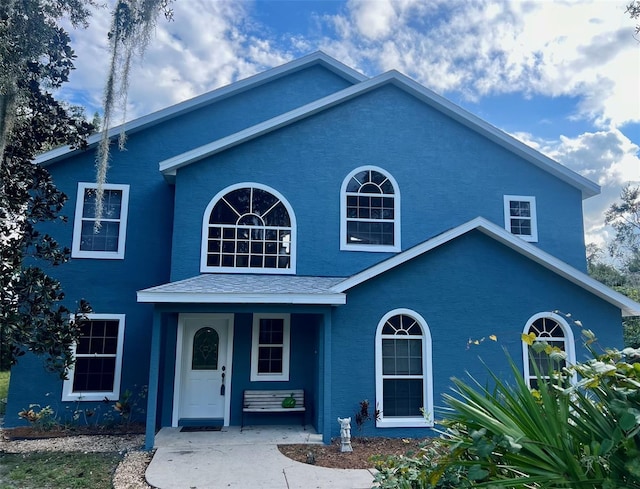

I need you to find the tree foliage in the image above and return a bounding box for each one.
[94,0,173,226]
[606,184,640,278]
[585,185,640,348]
[629,1,640,36]
[0,1,94,374]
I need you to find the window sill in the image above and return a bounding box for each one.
[249,374,290,382]
[61,392,119,402]
[71,251,125,260]
[376,417,433,428]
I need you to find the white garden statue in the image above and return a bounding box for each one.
[338,417,353,452]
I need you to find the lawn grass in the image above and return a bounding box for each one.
[0,451,123,489]
[0,370,9,415]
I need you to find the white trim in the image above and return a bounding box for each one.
[250,313,291,382]
[172,313,234,427]
[375,309,433,428]
[340,166,401,252]
[137,291,345,304]
[71,183,130,259]
[158,70,599,199]
[504,195,538,242]
[200,183,297,274]
[331,216,640,316]
[522,312,576,388]
[62,314,126,402]
[36,52,367,166]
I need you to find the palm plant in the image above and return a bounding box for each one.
[436,337,640,488]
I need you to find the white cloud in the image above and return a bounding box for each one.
[513,128,640,247]
[53,0,638,249]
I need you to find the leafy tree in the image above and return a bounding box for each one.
[0,1,95,375]
[629,1,640,36]
[0,1,173,375]
[606,185,640,277]
[599,185,640,346]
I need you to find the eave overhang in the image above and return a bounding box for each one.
[35,52,367,167]
[159,72,599,199]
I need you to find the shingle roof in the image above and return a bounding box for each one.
[137,274,347,305]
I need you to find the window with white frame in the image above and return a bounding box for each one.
[250,314,290,381]
[376,310,433,428]
[522,313,575,389]
[62,314,125,401]
[202,184,295,273]
[504,195,537,242]
[341,167,400,251]
[72,183,130,259]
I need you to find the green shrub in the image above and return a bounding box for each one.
[373,439,470,488]
[0,370,9,415]
[374,329,640,488]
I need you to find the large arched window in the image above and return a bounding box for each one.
[522,312,575,388]
[201,184,296,273]
[375,309,433,428]
[341,166,400,252]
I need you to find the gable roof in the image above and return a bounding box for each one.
[333,217,640,316]
[159,68,599,199]
[137,217,640,316]
[35,52,367,166]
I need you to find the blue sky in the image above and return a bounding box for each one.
[57,0,639,249]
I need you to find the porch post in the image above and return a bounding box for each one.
[145,308,162,450]
[320,310,332,444]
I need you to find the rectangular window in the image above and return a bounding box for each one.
[72,183,130,259]
[504,195,537,242]
[62,314,125,401]
[250,314,290,381]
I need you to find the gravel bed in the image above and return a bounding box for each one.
[0,429,154,488]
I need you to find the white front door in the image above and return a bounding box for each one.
[177,314,231,422]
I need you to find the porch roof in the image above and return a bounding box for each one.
[137,273,347,305]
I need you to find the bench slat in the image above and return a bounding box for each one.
[241,389,306,430]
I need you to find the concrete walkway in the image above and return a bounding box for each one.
[146,426,376,489]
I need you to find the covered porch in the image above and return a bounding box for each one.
[137,274,346,449]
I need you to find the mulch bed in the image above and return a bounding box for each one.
[278,436,433,469]
[2,423,145,441]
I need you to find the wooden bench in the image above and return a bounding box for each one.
[242,389,306,430]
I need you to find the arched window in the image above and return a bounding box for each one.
[192,327,219,370]
[341,166,400,252]
[522,312,575,388]
[201,184,296,273]
[375,309,433,428]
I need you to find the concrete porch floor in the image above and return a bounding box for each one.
[146,425,377,488]
[152,424,323,448]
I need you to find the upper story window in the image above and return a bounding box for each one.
[341,166,400,252]
[522,312,575,389]
[201,184,296,274]
[62,314,126,402]
[504,195,537,242]
[375,309,433,428]
[72,183,130,259]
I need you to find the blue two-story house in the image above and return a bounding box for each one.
[6,52,640,449]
